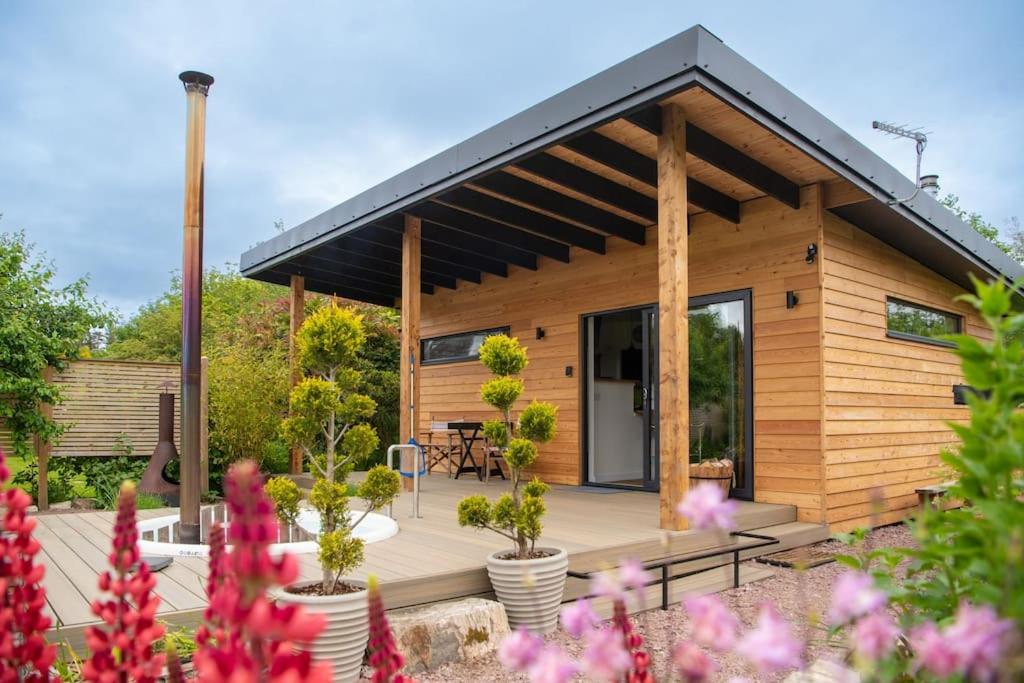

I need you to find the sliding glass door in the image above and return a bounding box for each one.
[583,290,753,498]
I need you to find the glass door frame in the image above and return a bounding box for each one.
[689,289,754,500]
[579,289,754,499]
[580,303,660,492]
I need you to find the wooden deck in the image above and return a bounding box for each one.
[36,475,827,649]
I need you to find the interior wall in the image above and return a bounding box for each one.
[821,213,990,531]
[419,188,825,522]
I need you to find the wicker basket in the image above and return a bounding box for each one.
[690,459,734,498]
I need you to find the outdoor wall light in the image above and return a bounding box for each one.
[786,290,799,309]
[536,326,546,340]
[805,243,818,264]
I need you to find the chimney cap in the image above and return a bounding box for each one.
[178,71,215,88]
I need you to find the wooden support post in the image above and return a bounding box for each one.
[657,104,690,531]
[400,215,422,492]
[33,366,55,511]
[288,275,305,474]
[200,355,209,493]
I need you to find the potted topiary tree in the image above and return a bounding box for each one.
[456,334,563,633]
[275,304,401,683]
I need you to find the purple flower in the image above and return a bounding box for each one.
[590,569,624,602]
[560,599,598,638]
[677,482,738,531]
[851,610,899,660]
[581,627,632,681]
[527,645,578,683]
[945,603,1013,682]
[498,628,542,671]
[590,558,652,606]
[828,571,887,624]
[734,603,803,675]
[618,557,651,595]
[672,641,714,682]
[909,622,958,679]
[683,593,740,651]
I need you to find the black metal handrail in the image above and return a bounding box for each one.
[566,530,780,610]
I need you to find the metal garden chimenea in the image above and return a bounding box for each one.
[139,390,181,505]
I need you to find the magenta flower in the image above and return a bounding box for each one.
[618,557,651,594]
[498,628,543,671]
[581,626,632,681]
[527,645,579,683]
[677,482,737,531]
[672,641,715,682]
[851,610,899,660]
[683,593,740,651]
[591,568,625,602]
[945,603,1012,682]
[591,558,652,606]
[734,603,803,675]
[560,598,599,638]
[910,622,959,678]
[828,571,886,624]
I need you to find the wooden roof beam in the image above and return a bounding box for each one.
[626,105,801,210]
[312,242,457,290]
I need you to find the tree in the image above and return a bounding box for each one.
[280,304,400,593]
[0,228,108,459]
[457,334,558,559]
[941,194,1023,265]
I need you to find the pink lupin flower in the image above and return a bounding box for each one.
[581,626,632,681]
[909,622,959,679]
[827,571,886,624]
[196,521,226,648]
[82,481,165,683]
[367,575,415,682]
[672,640,715,682]
[498,628,543,671]
[734,603,804,675]
[944,603,1013,682]
[560,598,599,638]
[683,593,740,651]
[850,610,899,660]
[192,460,330,683]
[0,447,58,682]
[677,482,738,531]
[527,645,579,683]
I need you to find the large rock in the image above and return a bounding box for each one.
[388,598,510,673]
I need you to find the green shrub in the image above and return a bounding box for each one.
[480,376,523,413]
[136,492,167,510]
[478,334,528,376]
[518,400,558,443]
[264,476,302,528]
[76,456,148,510]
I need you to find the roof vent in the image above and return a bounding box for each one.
[919,174,939,197]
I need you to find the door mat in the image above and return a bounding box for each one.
[755,547,837,569]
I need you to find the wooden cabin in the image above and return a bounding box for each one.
[240,26,1022,533]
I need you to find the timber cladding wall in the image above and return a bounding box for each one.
[0,359,181,458]
[821,214,987,532]
[420,187,825,522]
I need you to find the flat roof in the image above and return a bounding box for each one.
[241,25,1022,298]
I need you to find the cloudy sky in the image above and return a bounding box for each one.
[1,1,1021,316]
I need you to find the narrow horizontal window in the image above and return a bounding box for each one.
[886,298,961,347]
[421,326,510,365]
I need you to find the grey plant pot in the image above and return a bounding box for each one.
[486,547,568,634]
[273,580,369,683]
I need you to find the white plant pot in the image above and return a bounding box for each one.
[486,547,568,634]
[274,580,368,683]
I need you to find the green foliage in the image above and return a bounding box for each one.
[841,276,1024,628]
[207,342,289,469]
[504,438,538,470]
[309,478,350,535]
[76,456,149,510]
[264,476,302,528]
[11,459,78,505]
[482,419,509,449]
[318,527,365,589]
[136,492,166,510]
[480,376,523,412]
[457,336,558,559]
[356,464,400,511]
[518,401,558,443]
[296,305,366,376]
[478,334,528,376]
[0,229,110,459]
[281,377,342,447]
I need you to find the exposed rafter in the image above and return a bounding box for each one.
[627,105,801,209]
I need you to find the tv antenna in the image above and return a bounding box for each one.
[872,120,930,205]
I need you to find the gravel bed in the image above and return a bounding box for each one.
[388,524,915,682]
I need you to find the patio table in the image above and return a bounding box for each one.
[448,421,487,480]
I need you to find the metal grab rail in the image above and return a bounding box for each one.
[567,531,780,610]
[387,444,422,519]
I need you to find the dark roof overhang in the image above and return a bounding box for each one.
[240,25,1022,303]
